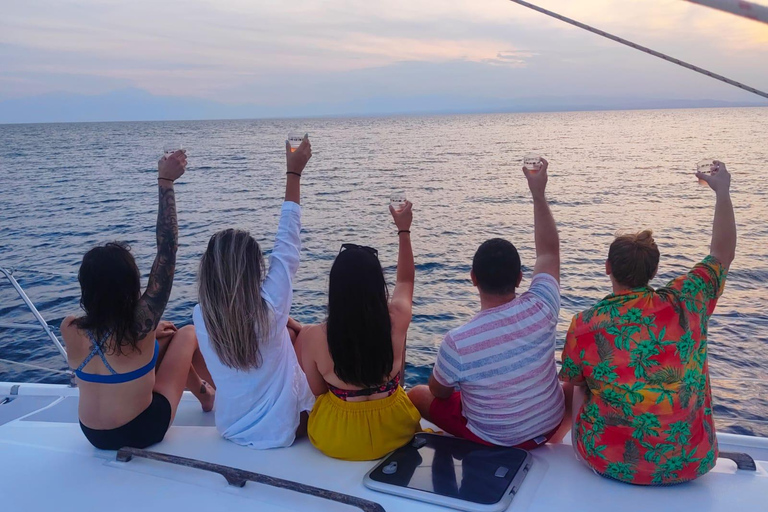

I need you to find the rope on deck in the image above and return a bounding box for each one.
[507,0,768,100]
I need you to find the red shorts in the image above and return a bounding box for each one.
[429,391,559,450]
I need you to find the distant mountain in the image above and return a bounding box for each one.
[0,88,764,124]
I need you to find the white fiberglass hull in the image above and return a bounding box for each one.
[1,382,767,512]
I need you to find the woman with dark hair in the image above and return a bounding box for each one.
[61,151,214,451]
[299,201,420,461]
[193,136,315,449]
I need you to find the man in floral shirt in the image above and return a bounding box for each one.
[559,161,736,485]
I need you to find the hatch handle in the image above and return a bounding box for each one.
[116,447,386,512]
[719,451,757,471]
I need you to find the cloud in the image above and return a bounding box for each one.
[0,0,766,110]
[482,50,537,67]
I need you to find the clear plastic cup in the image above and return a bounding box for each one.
[523,153,543,173]
[390,191,407,212]
[164,145,185,159]
[288,134,304,153]
[697,159,716,186]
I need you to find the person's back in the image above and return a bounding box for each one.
[559,161,736,485]
[194,137,315,449]
[193,302,311,447]
[436,271,563,445]
[562,255,725,484]
[62,151,214,450]
[299,202,420,461]
[409,158,565,448]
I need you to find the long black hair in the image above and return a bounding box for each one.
[326,245,393,388]
[72,242,142,354]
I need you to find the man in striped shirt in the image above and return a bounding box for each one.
[408,158,565,448]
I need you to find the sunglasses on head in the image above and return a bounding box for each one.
[339,243,379,259]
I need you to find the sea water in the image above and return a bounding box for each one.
[1,108,766,435]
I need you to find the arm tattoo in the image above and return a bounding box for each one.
[134,184,178,340]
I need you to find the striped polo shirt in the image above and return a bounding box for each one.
[433,273,565,446]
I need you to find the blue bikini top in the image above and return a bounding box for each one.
[74,330,159,384]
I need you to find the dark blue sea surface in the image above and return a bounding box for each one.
[1,108,766,436]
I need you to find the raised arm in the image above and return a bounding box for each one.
[389,201,414,377]
[261,137,312,323]
[697,161,736,268]
[133,151,186,340]
[524,158,560,282]
[390,201,415,312]
[284,135,311,205]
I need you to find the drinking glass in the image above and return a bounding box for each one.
[164,145,185,159]
[390,191,407,212]
[523,153,543,173]
[288,134,304,153]
[697,159,716,186]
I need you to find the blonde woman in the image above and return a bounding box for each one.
[193,136,314,448]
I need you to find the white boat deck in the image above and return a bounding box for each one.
[2,382,767,512]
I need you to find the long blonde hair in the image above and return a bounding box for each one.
[198,229,270,370]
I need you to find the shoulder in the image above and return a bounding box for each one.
[60,316,87,360]
[523,273,560,307]
[530,272,559,288]
[60,315,81,344]
[438,326,465,351]
[568,308,602,339]
[60,315,77,332]
[193,304,204,324]
[525,273,560,298]
[298,324,326,352]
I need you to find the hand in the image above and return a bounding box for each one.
[287,317,302,345]
[523,157,548,199]
[390,200,413,232]
[156,320,177,338]
[697,160,731,195]
[286,135,312,176]
[158,150,187,182]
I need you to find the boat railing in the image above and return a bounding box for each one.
[0,266,72,383]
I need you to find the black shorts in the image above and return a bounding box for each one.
[80,392,172,450]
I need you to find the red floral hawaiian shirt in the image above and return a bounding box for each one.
[559,256,727,485]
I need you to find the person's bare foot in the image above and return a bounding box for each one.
[199,381,215,412]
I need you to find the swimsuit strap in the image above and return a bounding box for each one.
[89,330,119,375]
[74,335,159,385]
[328,373,401,401]
[75,330,117,375]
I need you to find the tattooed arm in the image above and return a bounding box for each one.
[133,150,187,340]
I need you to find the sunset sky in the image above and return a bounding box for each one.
[1,0,767,119]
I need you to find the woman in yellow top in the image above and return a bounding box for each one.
[298,201,420,460]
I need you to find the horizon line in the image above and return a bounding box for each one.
[1,103,766,126]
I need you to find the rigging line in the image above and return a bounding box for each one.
[686,0,768,25]
[0,358,71,376]
[507,0,768,100]
[8,267,79,278]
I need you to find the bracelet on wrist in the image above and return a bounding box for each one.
[398,230,411,235]
[158,178,174,184]
[286,172,302,178]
